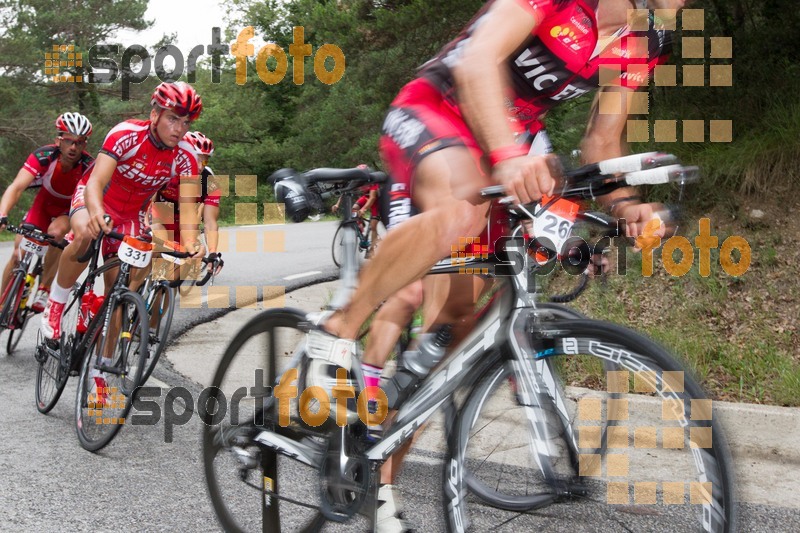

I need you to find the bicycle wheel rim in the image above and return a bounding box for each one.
[140,283,174,384]
[35,332,70,414]
[7,306,31,354]
[331,225,345,268]
[202,308,340,533]
[74,291,148,452]
[0,272,24,331]
[445,319,736,533]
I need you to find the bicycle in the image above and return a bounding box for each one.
[33,224,189,450]
[202,157,736,532]
[0,223,66,355]
[331,205,383,268]
[140,247,222,385]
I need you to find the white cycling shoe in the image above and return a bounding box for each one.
[376,484,414,533]
[305,320,359,425]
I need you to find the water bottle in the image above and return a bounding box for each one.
[383,324,453,409]
[89,295,105,323]
[77,292,95,333]
[19,275,34,308]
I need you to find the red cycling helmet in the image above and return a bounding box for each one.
[56,112,92,137]
[183,131,214,156]
[151,82,203,121]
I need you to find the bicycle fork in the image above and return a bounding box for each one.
[507,310,586,497]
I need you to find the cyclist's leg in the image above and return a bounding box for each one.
[41,208,93,339]
[361,282,423,368]
[325,148,491,340]
[380,275,490,484]
[366,217,380,258]
[360,281,424,485]
[1,234,23,290]
[40,214,70,289]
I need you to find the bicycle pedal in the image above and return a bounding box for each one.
[96,363,122,374]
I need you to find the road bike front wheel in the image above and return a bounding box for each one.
[7,306,32,354]
[203,308,358,533]
[445,319,736,533]
[0,271,25,334]
[75,290,148,452]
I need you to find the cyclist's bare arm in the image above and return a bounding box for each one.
[84,153,117,237]
[581,86,668,238]
[0,168,36,221]
[203,203,220,253]
[452,0,553,203]
[177,176,203,255]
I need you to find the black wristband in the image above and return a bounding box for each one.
[608,195,642,214]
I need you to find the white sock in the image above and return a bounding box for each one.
[49,282,71,304]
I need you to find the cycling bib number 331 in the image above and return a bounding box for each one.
[119,238,153,268]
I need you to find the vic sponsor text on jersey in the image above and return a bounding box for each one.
[514,49,589,100]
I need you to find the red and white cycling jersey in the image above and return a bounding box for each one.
[22,144,93,203]
[69,119,199,256]
[73,119,199,221]
[20,145,94,229]
[157,166,220,208]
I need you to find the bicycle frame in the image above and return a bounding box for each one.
[252,223,578,477]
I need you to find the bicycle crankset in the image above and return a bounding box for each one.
[319,430,372,522]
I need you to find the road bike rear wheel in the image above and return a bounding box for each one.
[139,281,175,384]
[331,224,366,268]
[35,331,70,414]
[35,285,82,414]
[75,291,148,452]
[203,308,358,533]
[445,319,736,533]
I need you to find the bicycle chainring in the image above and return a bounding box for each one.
[318,435,372,522]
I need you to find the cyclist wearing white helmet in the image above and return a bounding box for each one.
[0,112,94,312]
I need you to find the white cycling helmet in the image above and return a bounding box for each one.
[56,112,93,137]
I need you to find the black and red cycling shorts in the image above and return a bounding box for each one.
[378,77,517,251]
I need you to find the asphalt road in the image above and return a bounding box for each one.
[1,222,799,531]
[0,222,340,531]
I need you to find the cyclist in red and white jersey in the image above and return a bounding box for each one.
[41,82,203,348]
[332,182,382,258]
[301,1,691,529]
[152,130,223,277]
[0,112,94,312]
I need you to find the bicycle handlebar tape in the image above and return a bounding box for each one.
[596,152,660,175]
[624,165,700,186]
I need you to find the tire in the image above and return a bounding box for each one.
[0,272,25,333]
[139,281,175,385]
[7,306,31,354]
[35,331,70,414]
[202,308,332,532]
[331,224,366,269]
[75,290,148,452]
[444,319,737,533]
[461,303,622,510]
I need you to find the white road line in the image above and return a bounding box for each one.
[283,271,322,281]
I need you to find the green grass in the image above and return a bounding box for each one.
[557,226,800,406]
